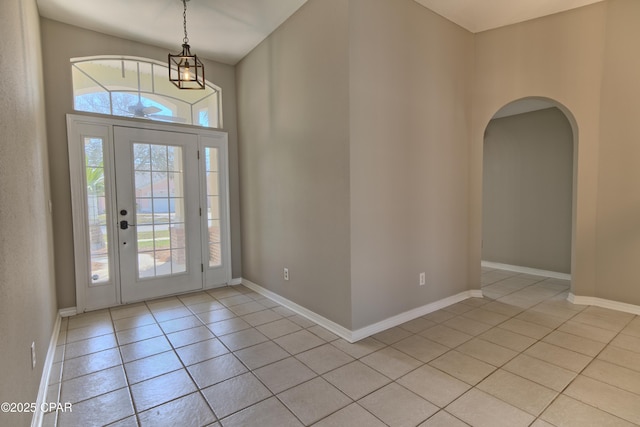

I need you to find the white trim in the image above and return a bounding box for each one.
[59,307,77,318]
[31,313,62,427]
[482,261,571,281]
[199,134,232,288]
[351,289,483,342]
[241,279,353,342]
[568,293,640,316]
[67,117,118,312]
[67,114,231,311]
[70,55,223,128]
[241,277,484,343]
[70,55,223,95]
[229,278,243,286]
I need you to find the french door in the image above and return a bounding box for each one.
[114,127,202,302]
[67,115,231,311]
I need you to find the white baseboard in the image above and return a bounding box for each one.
[241,278,483,343]
[31,312,62,427]
[568,293,640,316]
[241,279,353,342]
[351,289,483,342]
[482,261,571,281]
[58,307,77,317]
[229,278,243,286]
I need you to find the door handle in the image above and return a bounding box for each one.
[120,220,136,230]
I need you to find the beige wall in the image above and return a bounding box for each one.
[39,19,242,309]
[595,0,640,304]
[349,0,474,329]
[0,0,58,421]
[482,108,573,273]
[30,0,640,340]
[236,0,474,330]
[473,2,607,297]
[236,0,352,327]
[236,0,640,328]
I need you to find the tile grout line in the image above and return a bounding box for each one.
[52,272,640,427]
[529,313,638,426]
[480,271,640,426]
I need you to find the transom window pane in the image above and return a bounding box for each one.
[72,57,221,128]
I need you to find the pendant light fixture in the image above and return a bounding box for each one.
[168,0,205,89]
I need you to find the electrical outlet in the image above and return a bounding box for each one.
[31,342,36,369]
[284,268,289,281]
[419,272,426,286]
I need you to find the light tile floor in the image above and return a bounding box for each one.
[44,268,640,426]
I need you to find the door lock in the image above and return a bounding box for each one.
[120,220,136,230]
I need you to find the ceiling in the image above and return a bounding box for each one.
[414,0,604,33]
[492,99,556,119]
[36,0,309,65]
[37,0,605,65]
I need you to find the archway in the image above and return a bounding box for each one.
[481,97,577,290]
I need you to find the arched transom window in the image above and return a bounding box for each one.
[71,56,222,128]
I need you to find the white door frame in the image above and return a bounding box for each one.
[199,135,233,288]
[67,113,231,312]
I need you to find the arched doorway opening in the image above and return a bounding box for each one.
[481,97,577,292]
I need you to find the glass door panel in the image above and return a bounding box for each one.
[133,143,187,278]
[115,126,202,303]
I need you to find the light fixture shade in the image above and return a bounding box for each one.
[168,43,205,90]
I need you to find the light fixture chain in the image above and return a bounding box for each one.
[169,0,205,89]
[183,0,189,44]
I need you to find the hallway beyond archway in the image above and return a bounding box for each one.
[482,99,574,277]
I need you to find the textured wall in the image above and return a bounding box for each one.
[39,19,242,308]
[473,2,607,297]
[595,0,640,304]
[475,0,640,307]
[349,0,474,329]
[236,0,352,327]
[237,0,473,330]
[483,108,573,273]
[0,0,58,424]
